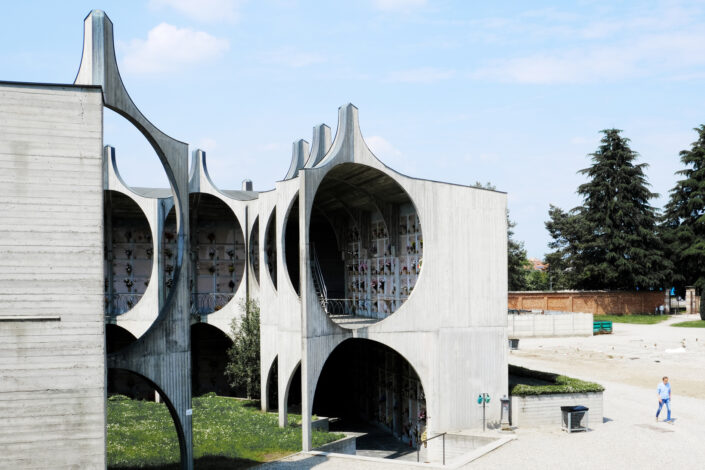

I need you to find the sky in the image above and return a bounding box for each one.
[2,0,705,259]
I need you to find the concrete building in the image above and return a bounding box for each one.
[0,9,508,469]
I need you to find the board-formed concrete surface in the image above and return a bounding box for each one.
[0,82,106,469]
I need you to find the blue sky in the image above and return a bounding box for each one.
[2,0,705,258]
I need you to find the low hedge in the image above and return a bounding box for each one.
[509,365,604,397]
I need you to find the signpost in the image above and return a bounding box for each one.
[477,393,491,431]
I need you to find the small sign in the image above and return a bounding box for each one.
[186,409,193,416]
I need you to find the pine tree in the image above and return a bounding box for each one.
[546,129,667,290]
[662,125,705,301]
[225,299,260,399]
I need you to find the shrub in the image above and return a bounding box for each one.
[509,365,604,396]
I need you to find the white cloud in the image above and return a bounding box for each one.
[372,0,426,12]
[385,67,455,83]
[120,23,229,76]
[149,0,244,23]
[470,30,705,84]
[197,138,218,152]
[366,136,402,160]
[260,48,326,68]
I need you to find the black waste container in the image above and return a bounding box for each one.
[561,406,589,432]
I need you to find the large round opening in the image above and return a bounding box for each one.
[191,323,235,396]
[249,217,260,284]
[264,209,277,289]
[314,339,427,452]
[310,163,423,328]
[106,325,154,400]
[164,193,245,315]
[284,196,300,296]
[104,190,153,316]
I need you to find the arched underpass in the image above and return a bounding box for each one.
[313,339,427,458]
[191,323,235,397]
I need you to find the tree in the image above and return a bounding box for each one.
[662,125,705,299]
[472,182,530,290]
[225,299,260,399]
[546,129,668,290]
[507,216,530,290]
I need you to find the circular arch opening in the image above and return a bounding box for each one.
[313,338,427,449]
[106,325,155,400]
[264,208,277,289]
[249,217,260,285]
[104,190,153,316]
[284,196,300,296]
[164,193,245,315]
[191,323,235,396]
[310,163,423,328]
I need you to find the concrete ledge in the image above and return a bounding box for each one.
[508,312,593,338]
[511,392,603,428]
[314,434,356,455]
[307,432,515,469]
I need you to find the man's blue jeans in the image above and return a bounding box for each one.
[657,398,671,420]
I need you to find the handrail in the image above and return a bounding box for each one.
[190,292,234,315]
[105,293,143,315]
[417,432,446,465]
[310,243,327,305]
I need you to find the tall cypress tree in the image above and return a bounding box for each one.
[546,129,667,290]
[662,125,705,297]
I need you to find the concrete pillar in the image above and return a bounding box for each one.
[685,286,695,314]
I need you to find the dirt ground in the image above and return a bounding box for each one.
[510,313,705,399]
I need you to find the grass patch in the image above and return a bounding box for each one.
[597,314,670,324]
[671,320,705,328]
[107,393,343,469]
[509,365,604,397]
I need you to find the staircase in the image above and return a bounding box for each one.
[310,244,328,313]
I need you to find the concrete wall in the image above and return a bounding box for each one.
[509,291,664,315]
[0,83,106,469]
[314,435,357,455]
[508,312,593,338]
[510,392,603,428]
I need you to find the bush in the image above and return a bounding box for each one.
[509,365,604,396]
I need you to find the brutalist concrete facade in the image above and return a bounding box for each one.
[0,9,508,469]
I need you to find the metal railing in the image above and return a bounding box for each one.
[417,432,446,465]
[190,292,234,315]
[324,298,375,316]
[310,244,328,309]
[105,293,143,315]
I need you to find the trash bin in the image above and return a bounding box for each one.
[561,406,589,433]
[508,338,519,350]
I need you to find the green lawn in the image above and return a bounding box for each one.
[107,394,344,469]
[671,320,705,328]
[509,365,604,396]
[597,314,671,324]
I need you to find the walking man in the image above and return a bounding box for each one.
[656,376,672,422]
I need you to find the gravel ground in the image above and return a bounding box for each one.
[259,315,705,469]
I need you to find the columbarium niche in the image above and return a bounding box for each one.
[164,193,244,315]
[104,190,153,316]
[313,339,427,447]
[310,163,423,324]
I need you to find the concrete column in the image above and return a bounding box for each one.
[685,286,695,314]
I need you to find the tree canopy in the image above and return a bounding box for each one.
[546,129,668,290]
[662,125,705,295]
